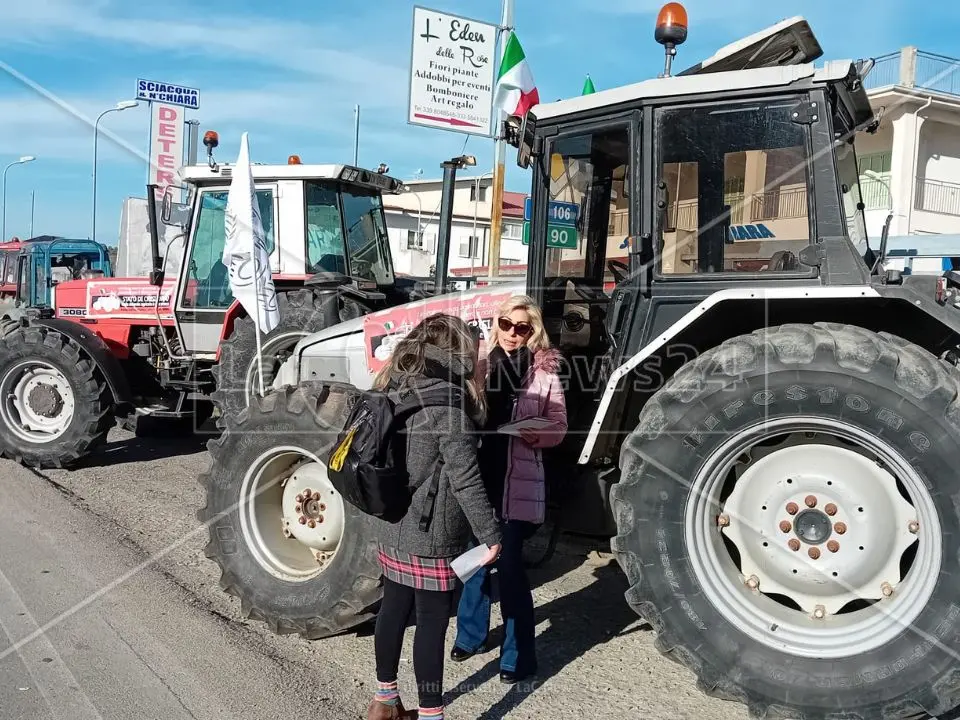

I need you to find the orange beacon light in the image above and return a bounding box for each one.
[655,3,688,77]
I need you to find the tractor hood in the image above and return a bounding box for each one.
[679,16,823,75]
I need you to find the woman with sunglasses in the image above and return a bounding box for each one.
[450,294,567,684]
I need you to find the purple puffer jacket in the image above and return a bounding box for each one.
[500,348,568,524]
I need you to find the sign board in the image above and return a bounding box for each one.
[729,223,776,241]
[81,279,177,321]
[523,197,580,225]
[148,103,185,202]
[408,6,498,137]
[136,79,201,110]
[363,287,518,372]
[522,222,579,249]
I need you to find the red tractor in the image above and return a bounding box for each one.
[0,134,417,467]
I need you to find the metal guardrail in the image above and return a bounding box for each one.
[863,53,901,90]
[864,50,960,97]
[861,178,892,211]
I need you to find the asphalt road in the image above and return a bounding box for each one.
[0,427,751,719]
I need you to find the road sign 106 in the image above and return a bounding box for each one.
[523,197,579,225]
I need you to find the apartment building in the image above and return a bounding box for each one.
[382,176,527,278]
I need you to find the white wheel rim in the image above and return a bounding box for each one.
[238,446,346,582]
[0,360,76,443]
[686,417,941,659]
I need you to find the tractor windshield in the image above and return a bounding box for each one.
[305,181,394,286]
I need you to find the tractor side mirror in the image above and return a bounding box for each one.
[161,189,173,224]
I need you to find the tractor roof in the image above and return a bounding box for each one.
[181,163,404,194]
[532,16,860,122]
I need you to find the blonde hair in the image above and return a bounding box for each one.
[491,294,551,354]
[373,313,486,425]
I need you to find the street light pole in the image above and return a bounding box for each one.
[2,156,36,241]
[472,170,493,276]
[92,100,139,242]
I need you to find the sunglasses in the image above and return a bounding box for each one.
[498,317,533,337]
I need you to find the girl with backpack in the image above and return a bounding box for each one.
[367,313,502,720]
[450,294,567,685]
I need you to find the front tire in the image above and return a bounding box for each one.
[0,323,114,468]
[198,383,382,639]
[210,289,339,427]
[612,323,960,720]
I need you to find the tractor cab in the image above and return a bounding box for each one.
[12,237,113,312]
[505,8,876,458]
[156,136,405,357]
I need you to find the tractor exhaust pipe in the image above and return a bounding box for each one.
[146,184,164,286]
[433,154,476,295]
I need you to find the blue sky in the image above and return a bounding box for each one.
[0,0,958,245]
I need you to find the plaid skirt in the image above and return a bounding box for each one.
[377,545,457,592]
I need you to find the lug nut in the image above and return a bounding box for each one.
[881,582,894,597]
[805,495,818,508]
[826,540,840,553]
[320,504,327,512]
[808,547,821,560]
[787,539,801,551]
[786,502,799,515]
[813,605,826,619]
[298,516,307,525]
[296,494,304,503]
[317,515,324,524]
[779,520,793,533]
[308,520,316,529]
[295,504,302,513]
[302,488,312,497]
[312,491,321,501]
[717,515,730,528]
[825,503,837,516]
[745,575,759,590]
[908,520,919,534]
[834,522,847,535]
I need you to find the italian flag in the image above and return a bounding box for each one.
[494,31,539,118]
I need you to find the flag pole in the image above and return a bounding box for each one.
[253,251,266,398]
[488,0,513,283]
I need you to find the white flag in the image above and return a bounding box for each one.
[223,132,281,335]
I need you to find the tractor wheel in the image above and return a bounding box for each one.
[210,288,339,427]
[0,323,114,468]
[612,323,960,720]
[198,383,382,639]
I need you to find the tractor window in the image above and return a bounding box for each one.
[836,140,869,250]
[0,253,11,285]
[182,189,275,309]
[657,99,813,274]
[544,127,630,282]
[340,187,394,286]
[305,181,347,275]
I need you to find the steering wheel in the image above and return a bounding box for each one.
[608,259,630,284]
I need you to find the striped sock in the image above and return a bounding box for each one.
[419,707,443,719]
[376,680,399,706]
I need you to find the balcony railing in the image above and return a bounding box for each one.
[915,177,960,216]
[751,187,808,220]
[860,177,892,211]
[864,48,960,98]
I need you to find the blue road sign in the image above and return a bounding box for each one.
[523,197,579,226]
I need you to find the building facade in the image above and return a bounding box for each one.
[382,176,528,279]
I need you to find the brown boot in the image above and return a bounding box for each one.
[366,698,418,720]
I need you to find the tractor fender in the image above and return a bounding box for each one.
[579,284,887,464]
[30,317,132,406]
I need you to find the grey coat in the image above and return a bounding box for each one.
[375,374,502,558]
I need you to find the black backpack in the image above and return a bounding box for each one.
[327,385,464,526]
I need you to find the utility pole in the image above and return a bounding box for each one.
[488,0,513,282]
[354,105,360,166]
[29,191,34,238]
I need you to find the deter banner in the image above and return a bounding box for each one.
[148,102,184,201]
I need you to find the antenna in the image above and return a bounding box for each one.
[655,3,688,78]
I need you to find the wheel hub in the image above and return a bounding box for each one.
[792,509,832,545]
[27,383,63,418]
[281,462,343,555]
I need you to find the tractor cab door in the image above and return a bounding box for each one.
[527,117,635,442]
[174,185,280,355]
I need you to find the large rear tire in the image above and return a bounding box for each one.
[612,323,960,720]
[0,323,114,468]
[198,383,382,639]
[210,289,339,427]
